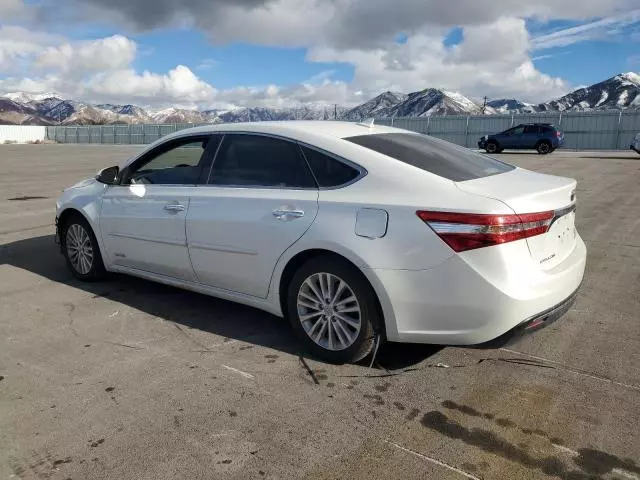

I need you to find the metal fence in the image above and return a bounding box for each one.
[45,110,640,150]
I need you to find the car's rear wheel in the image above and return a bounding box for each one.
[286,256,378,363]
[485,141,499,154]
[536,141,552,154]
[61,213,106,281]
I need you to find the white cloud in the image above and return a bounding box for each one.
[0,0,30,20]
[2,0,639,109]
[35,35,136,73]
[0,25,63,71]
[531,9,640,49]
[87,65,216,106]
[195,58,218,71]
[309,19,569,103]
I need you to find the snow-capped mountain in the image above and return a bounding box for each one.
[487,99,534,113]
[341,92,408,121]
[149,107,212,124]
[386,88,482,117]
[4,91,62,104]
[536,72,640,112]
[0,72,638,126]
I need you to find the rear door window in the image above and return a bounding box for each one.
[524,125,540,134]
[300,146,361,187]
[209,134,317,188]
[345,133,514,182]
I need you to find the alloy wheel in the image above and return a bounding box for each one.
[297,272,361,351]
[66,223,94,275]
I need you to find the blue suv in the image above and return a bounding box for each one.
[478,123,564,155]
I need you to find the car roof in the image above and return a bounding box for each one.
[161,120,408,143]
[514,123,555,127]
[123,120,416,169]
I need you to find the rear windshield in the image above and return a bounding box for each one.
[345,132,515,181]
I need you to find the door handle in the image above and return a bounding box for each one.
[164,202,185,212]
[272,208,304,220]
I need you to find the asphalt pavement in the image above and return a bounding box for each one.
[1,145,639,480]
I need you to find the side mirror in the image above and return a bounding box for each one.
[96,166,119,185]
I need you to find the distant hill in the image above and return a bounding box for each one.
[1,72,638,125]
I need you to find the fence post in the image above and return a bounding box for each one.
[510,113,514,126]
[558,112,562,127]
[100,125,103,144]
[426,116,430,135]
[614,111,623,149]
[391,117,394,127]
[465,116,470,148]
[76,127,79,143]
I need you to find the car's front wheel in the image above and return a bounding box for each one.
[485,141,499,154]
[61,213,106,281]
[287,256,379,363]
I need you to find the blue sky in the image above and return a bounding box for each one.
[0,0,638,108]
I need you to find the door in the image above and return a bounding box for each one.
[502,126,525,148]
[187,133,319,298]
[522,125,541,148]
[100,134,220,281]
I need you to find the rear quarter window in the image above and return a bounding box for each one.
[345,133,514,182]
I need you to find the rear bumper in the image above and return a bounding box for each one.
[371,235,586,345]
[631,144,639,153]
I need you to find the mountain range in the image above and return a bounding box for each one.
[0,72,638,126]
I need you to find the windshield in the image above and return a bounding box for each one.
[345,132,515,181]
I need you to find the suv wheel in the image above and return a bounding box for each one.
[485,141,499,154]
[286,256,379,364]
[536,141,552,154]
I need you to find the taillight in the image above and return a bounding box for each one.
[556,131,562,137]
[416,210,554,252]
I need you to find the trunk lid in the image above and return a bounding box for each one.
[456,168,577,270]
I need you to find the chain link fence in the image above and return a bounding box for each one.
[46,111,640,150]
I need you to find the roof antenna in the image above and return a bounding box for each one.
[356,118,375,129]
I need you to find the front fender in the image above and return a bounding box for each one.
[56,181,109,266]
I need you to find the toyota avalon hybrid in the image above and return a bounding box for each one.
[56,121,586,363]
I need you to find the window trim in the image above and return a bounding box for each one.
[118,133,220,187]
[297,142,367,190]
[201,131,367,191]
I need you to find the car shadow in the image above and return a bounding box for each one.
[0,234,441,369]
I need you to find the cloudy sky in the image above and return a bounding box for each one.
[0,0,638,109]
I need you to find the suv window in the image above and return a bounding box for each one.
[509,126,525,135]
[301,146,360,187]
[125,135,219,185]
[541,126,554,133]
[346,133,514,182]
[524,125,539,134]
[209,134,316,188]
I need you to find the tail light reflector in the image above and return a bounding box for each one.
[416,210,554,252]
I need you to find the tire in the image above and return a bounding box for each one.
[61,213,106,281]
[286,256,380,364]
[536,141,552,154]
[485,141,499,154]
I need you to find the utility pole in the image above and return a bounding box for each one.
[481,96,488,115]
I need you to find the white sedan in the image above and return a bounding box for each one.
[56,121,586,363]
